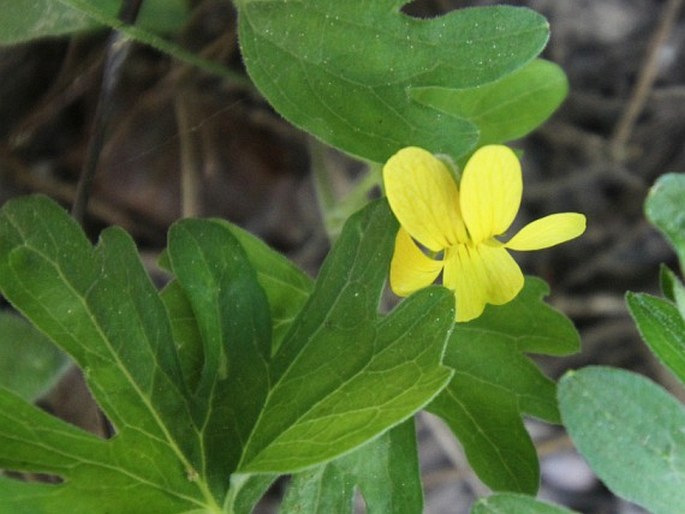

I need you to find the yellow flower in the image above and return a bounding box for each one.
[383,145,586,322]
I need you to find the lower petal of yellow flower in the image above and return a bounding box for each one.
[443,244,488,322]
[478,243,524,305]
[443,243,524,322]
[505,213,586,251]
[389,228,443,297]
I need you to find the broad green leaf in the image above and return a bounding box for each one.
[0,311,69,401]
[428,277,579,494]
[0,0,189,45]
[282,419,422,514]
[410,59,567,147]
[646,173,685,270]
[472,493,578,514]
[237,200,454,472]
[559,366,685,514]
[627,292,685,386]
[236,1,549,162]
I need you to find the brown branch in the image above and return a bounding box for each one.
[610,0,683,159]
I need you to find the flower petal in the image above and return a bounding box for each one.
[443,243,524,322]
[478,243,524,305]
[443,245,488,322]
[383,146,467,252]
[389,228,444,297]
[504,213,586,251]
[460,145,522,244]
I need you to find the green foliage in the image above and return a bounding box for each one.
[627,292,685,386]
[0,2,586,511]
[646,173,685,270]
[0,0,188,45]
[428,278,579,494]
[236,0,551,162]
[410,59,567,148]
[0,312,69,402]
[559,172,685,514]
[631,171,685,387]
[0,195,454,512]
[558,367,685,514]
[282,419,422,514]
[224,223,313,350]
[472,493,578,514]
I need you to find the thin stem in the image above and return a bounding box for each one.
[308,136,337,219]
[175,94,203,218]
[118,0,144,24]
[71,0,145,224]
[309,137,383,240]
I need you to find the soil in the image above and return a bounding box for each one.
[1,1,684,512]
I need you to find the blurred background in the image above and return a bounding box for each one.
[1,0,684,512]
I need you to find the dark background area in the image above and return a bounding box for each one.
[1,0,684,512]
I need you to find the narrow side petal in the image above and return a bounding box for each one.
[443,245,488,322]
[505,213,586,251]
[384,147,467,251]
[389,228,444,297]
[460,145,522,244]
[478,244,524,305]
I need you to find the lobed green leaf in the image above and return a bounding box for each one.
[0,196,217,512]
[0,196,455,512]
[428,277,580,494]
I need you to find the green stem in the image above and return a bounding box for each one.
[309,137,384,240]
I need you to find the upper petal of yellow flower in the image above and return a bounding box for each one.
[505,213,586,251]
[384,147,467,252]
[389,228,444,297]
[460,145,522,244]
